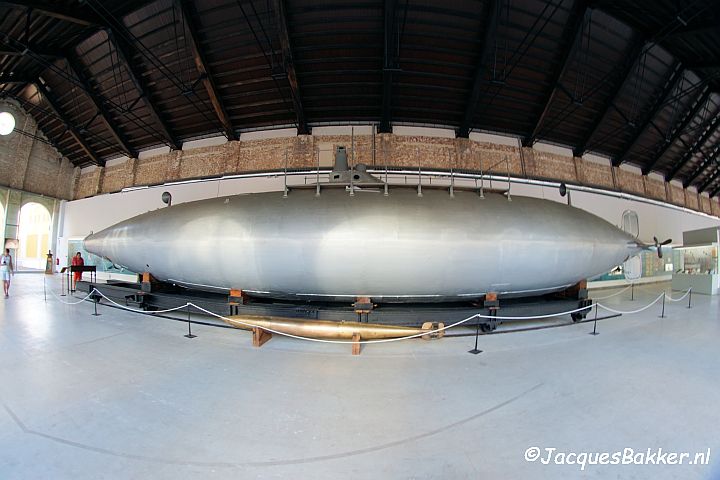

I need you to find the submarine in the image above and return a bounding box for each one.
[83,151,650,304]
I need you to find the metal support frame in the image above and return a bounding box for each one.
[457,0,499,138]
[613,64,685,166]
[642,88,711,175]
[34,80,103,166]
[378,0,399,133]
[665,113,720,182]
[66,55,138,158]
[107,29,181,150]
[273,0,308,135]
[573,37,646,157]
[524,1,589,147]
[179,0,237,141]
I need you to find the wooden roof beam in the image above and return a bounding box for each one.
[665,113,720,181]
[683,142,720,188]
[179,0,238,141]
[273,0,308,135]
[106,29,180,150]
[613,64,685,167]
[66,55,138,158]
[523,0,589,147]
[697,161,720,193]
[457,0,499,138]
[641,88,711,175]
[34,80,103,166]
[378,0,399,133]
[572,36,646,157]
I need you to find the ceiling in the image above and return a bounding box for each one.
[1,0,719,196]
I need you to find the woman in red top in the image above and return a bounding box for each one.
[71,252,84,290]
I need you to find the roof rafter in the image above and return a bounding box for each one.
[66,54,138,158]
[613,63,685,166]
[457,0,499,138]
[572,36,646,157]
[379,0,399,133]
[683,142,720,188]
[272,0,308,135]
[34,80,103,166]
[0,1,101,26]
[641,88,711,175]
[697,162,720,193]
[179,0,237,141]
[665,113,720,181]
[106,29,180,150]
[523,0,589,147]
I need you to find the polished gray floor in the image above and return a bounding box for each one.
[0,274,718,479]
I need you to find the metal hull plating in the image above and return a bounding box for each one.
[83,189,640,301]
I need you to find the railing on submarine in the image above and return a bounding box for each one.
[275,142,516,200]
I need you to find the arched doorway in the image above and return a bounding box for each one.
[17,202,51,270]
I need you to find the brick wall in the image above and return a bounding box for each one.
[68,132,720,218]
[0,101,76,200]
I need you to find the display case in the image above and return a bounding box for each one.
[671,228,719,295]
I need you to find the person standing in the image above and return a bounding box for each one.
[71,252,84,291]
[1,248,14,297]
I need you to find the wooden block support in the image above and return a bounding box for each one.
[484,292,499,308]
[421,322,447,340]
[352,332,361,355]
[229,289,248,305]
[354,296,374,314]
[252,327,272,347]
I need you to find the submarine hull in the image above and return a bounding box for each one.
[83,188,640,302]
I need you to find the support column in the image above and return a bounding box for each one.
[572,156,581,184]
[94,166,105,197]
[611,166,619,191]
[165,150,183,181]
[4,189,22,250]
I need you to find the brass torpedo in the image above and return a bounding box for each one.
[223,315,445,340]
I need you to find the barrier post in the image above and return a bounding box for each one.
[468,319,483,355]
[631,283,634,301]
[185,304,197,338]
[589,303,599,336]
[687,288,692,309]
[92,291,101,316]
[660,293,666,318]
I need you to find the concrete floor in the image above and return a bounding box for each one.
[0,274,718,479]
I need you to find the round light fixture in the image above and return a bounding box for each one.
[0,112,15,136]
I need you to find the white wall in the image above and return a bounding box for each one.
[59,172,719,266]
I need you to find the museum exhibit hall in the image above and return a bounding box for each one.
[0,0,719,478]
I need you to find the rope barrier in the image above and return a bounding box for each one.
[92,291,192,314]
[664,288,692,302]
[591,284,633,300]
[49,289,96,305]
[595,293,666,315]
[49,285,692,345]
